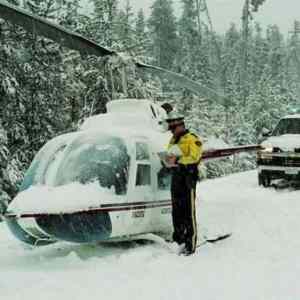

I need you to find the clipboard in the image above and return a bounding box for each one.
[158,151,178,168]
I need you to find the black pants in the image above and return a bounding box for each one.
[171,165,198,253]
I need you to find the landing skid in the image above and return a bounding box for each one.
[138,232,232,255]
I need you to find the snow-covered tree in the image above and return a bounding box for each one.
[148,0,178,69]
[134,9,149,61]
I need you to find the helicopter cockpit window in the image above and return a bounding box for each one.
[136,142,150,160]
[56,136,129,195]
[43,145,66,185]
[19,136,70,192]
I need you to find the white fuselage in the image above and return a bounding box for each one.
[7,99,174,244]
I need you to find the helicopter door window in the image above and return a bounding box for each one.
[135,141,151,186]
[136,164,151,186]
[136,142,150,160]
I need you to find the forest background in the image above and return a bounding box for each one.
[0,0,299,204]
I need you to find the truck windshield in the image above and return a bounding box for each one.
[55,135,129,195]
[272,118,300,136]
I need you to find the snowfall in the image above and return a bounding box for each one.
[1,170,300,300]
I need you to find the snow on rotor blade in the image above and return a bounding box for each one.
[136,62,226,100]
[0,0,114,57]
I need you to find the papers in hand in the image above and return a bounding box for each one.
[158,151,178,168]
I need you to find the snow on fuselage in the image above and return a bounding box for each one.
[5,99,174,246]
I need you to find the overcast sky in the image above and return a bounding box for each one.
[122,0,300,35]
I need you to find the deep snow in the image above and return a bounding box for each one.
[1,170,300,300]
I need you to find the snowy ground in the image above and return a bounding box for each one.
[1,170,300,300]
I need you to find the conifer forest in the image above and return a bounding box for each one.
[0,0,299,204]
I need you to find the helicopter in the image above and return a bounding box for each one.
[0,1,260,247]
[4,99,174,246]
[3,98,259,246]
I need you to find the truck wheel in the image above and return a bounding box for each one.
[258,174,263,186]
[258,173,271,187]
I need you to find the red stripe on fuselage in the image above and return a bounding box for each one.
[5,200,172,219]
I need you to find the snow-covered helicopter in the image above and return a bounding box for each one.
[0,1,260,246]
[5,99,175,246]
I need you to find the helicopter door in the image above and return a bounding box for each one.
[153,154,172,232]
[127,139,153,233]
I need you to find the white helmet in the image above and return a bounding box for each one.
[165,111,184,123]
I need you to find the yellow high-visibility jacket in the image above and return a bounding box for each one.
[168,131,203,165]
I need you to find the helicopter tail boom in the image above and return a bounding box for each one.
[203,144,262,161]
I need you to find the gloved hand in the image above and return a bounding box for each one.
[166,154,178,166]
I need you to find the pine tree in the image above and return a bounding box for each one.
[115,0,135,51]
[134,9,149,60]
[251,0,267,12]
[177,0,213,85]
[91,0,118,47]
[222,23,241,100]
[148,0,178,69]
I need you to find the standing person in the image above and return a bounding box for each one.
[165,112,203,255]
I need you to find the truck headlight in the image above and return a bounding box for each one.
[260,142,273,153]
[257,146,273,160]
[262,147,273,153]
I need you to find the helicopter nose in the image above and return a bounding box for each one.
[36,211,112,243]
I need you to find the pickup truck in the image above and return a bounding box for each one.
[257,114,300,187]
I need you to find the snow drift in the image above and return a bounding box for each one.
[1,170,300,300]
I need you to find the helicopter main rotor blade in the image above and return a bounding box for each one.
[136,62,226,100]
[0,0,225,100]
[0,0,114,57]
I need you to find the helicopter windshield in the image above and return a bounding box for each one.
[55,134,129,195]
[19,134,72,191]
